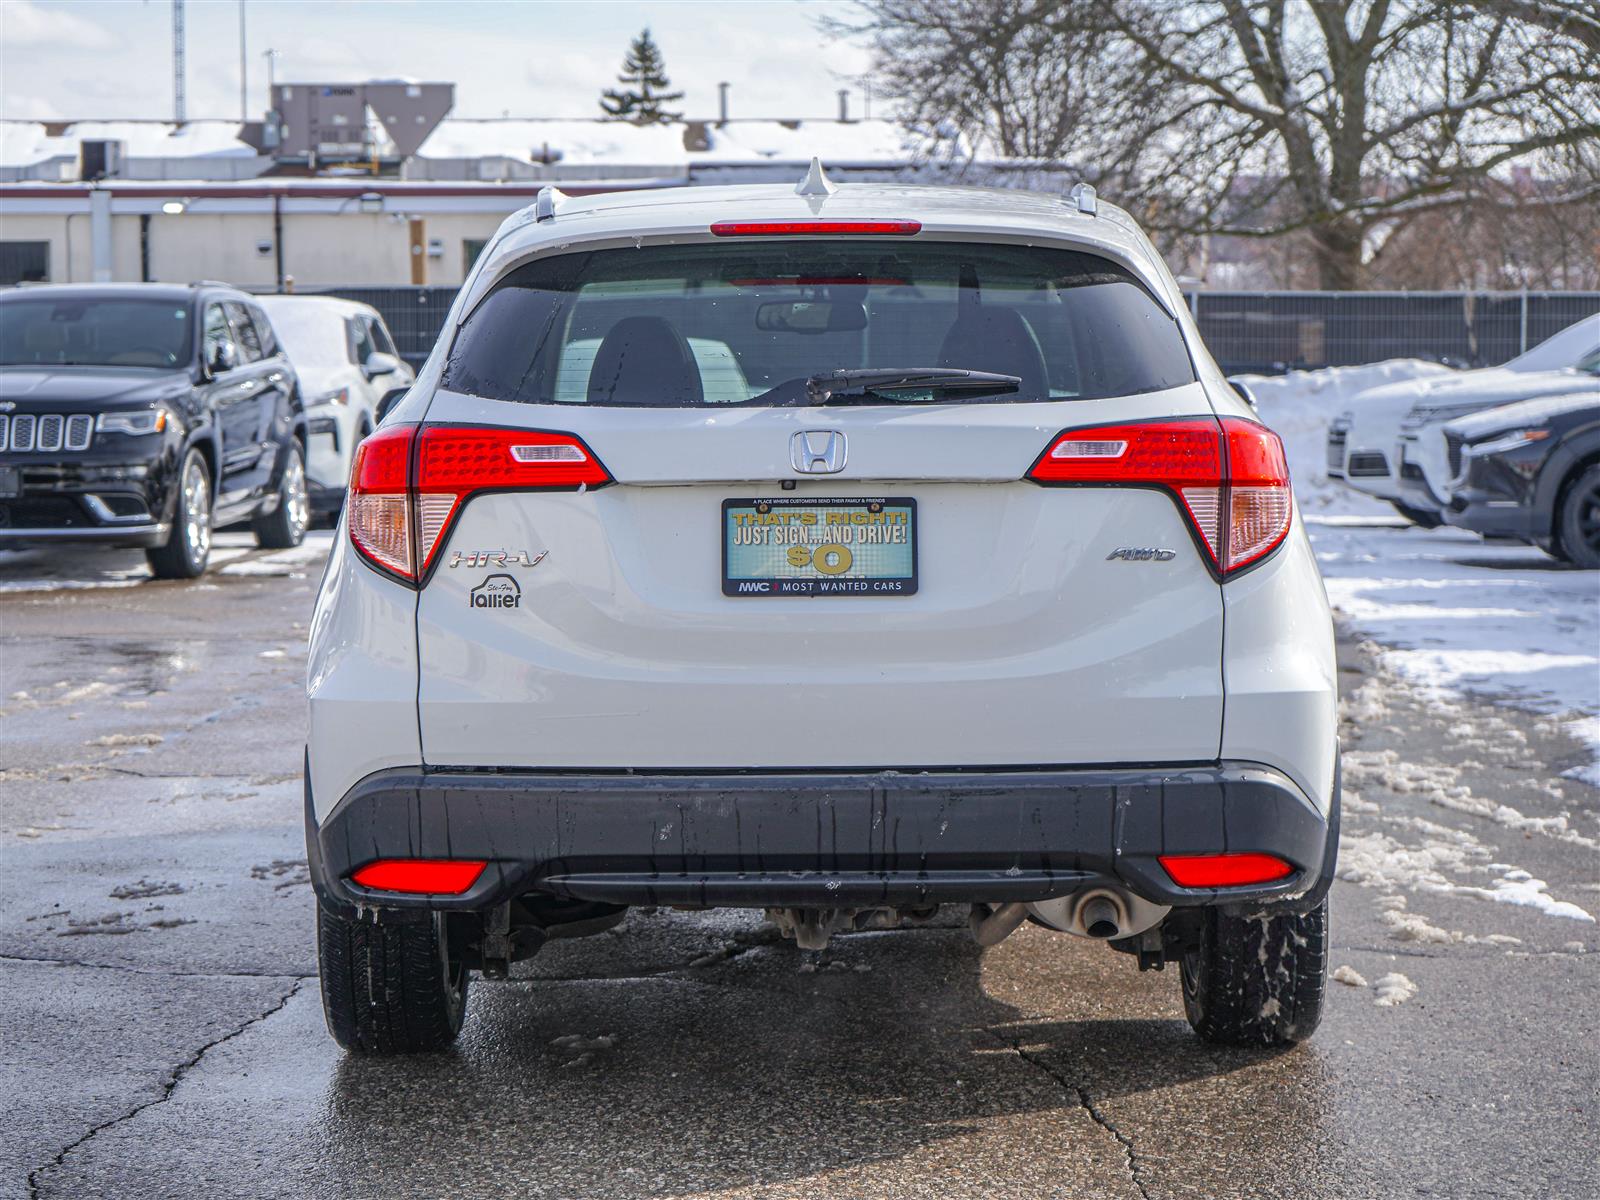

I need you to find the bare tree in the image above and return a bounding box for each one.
[838,1,1600,288]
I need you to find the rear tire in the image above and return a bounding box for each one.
[145,449,213,579]
[252,441,309,550]
[1389,501,1443,529]
[1180,899,1328,1045]
[317,903,468,1053]
[1556,464,1600,569]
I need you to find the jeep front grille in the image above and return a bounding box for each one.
[0,413,94,453]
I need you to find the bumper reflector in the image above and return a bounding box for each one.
[349,858,487,895]
[1158,852,1293,888]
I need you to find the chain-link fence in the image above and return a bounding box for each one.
[278,285,1599,376]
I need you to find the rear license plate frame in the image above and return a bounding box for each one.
[722,496,918,598]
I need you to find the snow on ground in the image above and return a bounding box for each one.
[1249,367,1600,786]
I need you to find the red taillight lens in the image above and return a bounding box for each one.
[348,422,417,580]
[349,858,487,895]
[1158,852,1294,888]
[1027,416,1291,576]
[710,220,921,237]
[347,423,610,584]
[1220,418,1293,571]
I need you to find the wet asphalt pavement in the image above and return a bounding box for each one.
[1,533,1596,1200]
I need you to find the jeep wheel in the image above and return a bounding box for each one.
[145,449,213,579]
[317,903,468,1053]
[1180,899,1328,1045]
[1556,463,1600,569]
[252,440,309,549]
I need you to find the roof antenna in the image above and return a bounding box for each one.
[1068,182,1097,216]
[796,156,837,197]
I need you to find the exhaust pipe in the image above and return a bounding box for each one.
[1027,888,1169,940]
[969,902,1029,947]
[1079,895,1121,940]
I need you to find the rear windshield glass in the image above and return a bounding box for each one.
[0,297,193,369]
[443,241,1194,406]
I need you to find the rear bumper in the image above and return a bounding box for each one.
[307,760,1339,917]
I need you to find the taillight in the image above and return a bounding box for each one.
[1158,852,1293,888]
[1028,416,1292,577]
[350,858,487,895]
[348,423,417,579]
[709,220,921,237]
[346,423,610,584]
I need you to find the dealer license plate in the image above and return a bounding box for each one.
[722,497,917,597]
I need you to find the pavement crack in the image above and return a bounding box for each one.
[26,978,303,1199]
[0,950,312,981]
[993,1030,1152,1200]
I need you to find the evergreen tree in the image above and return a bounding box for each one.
[599,28,684,124]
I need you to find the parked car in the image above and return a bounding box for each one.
[1395,339,1600,521]
[305,169,1339,1053]
[1442,392,1600,567]
[1327,314,1600,525]
[254,295,412,520]
[0,282,308,577]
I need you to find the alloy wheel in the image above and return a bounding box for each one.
[183,459,212,567]
[283,452,309,543]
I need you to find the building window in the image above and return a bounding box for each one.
[464,239,488,276]
[0,241,49,285]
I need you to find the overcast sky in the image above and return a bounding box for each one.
[0,0,878,123]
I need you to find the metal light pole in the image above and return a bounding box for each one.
[172,0,186,123]
[239,0,248,122]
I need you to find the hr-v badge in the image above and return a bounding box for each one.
[449,549,547,568]
[469,574,522,609]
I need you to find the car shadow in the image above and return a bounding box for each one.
[318,923,1329,1196]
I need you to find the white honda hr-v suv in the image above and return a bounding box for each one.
[305,166,1339,1053]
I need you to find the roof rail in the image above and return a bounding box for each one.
[534,185,568,223]
[189,279,234,289]
[1068,182,1097,216]
[795,156,837,198]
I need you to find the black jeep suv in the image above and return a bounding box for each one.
[0,283,309,577]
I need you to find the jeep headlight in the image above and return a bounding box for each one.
[96,409,168,436]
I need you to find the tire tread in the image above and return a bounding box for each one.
[317,903,466,1053]
[1182,899,1328,1045]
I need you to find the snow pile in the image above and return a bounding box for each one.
[1240,358,1453,517]
[1372,973,1418,1007]
[1332,965,1368,988]
[416,118,938,167]
[0,120,257,167]
[1337,828,1593,922]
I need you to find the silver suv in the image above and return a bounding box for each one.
[305,168,1339,1052]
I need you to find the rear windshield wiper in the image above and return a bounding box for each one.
[804,368,1021,405]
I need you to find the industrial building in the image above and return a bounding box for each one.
[0,83,977,289]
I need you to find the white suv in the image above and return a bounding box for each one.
[305,168,1339,1053]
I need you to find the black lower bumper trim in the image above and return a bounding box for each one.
[307,759,1339,916]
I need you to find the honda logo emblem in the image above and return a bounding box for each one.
[791,430,847,474]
